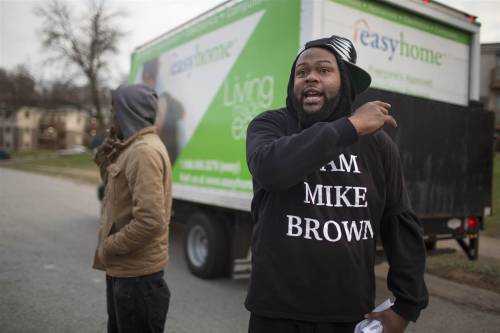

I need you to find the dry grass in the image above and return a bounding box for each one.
[484,219,500,239]
[426,251,500,294]
[0,151,100,184]
[484,153,500,239]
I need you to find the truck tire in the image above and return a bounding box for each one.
[184,211,230,279]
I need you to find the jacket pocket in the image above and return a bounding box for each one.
[92,248,106,270]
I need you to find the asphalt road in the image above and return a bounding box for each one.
[1,167,500,333]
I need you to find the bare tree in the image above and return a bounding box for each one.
[35,0,124,134]
[0,66,40,107]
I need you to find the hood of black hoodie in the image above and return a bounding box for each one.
[285,47,355,128]
[112,84,158,140]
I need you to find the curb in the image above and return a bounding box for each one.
[374,262,500,315]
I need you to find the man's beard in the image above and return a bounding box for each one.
[293,94,340,126]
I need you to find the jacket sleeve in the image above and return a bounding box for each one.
[246,111,358,191]
[103,144,167,256]
[94,144,111,184]
[379,136,429,322]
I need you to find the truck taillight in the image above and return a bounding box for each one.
[467,216,478,232]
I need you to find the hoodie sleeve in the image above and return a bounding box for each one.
[378,134,429,322]
[246,110,358,191]
[103,144,167,256]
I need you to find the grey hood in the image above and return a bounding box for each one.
[112,83,158,139]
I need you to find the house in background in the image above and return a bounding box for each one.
[0,107,43,151]
[480,43,500,113]
[0,106,89,151]
[481,43,500,150]
[38,107,88,149]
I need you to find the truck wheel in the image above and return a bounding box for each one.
[184,211,230,279]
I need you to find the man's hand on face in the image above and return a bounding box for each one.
[348,101,397,136]
[364,308,409,333]
[100,131,116,152]
[96,127,118,162]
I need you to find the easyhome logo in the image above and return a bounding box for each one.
[170,40,234,75]
[353,19,443,66]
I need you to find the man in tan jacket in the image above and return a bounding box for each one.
[93,83,172,333]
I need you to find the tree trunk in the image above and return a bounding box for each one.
[89,74,106,135]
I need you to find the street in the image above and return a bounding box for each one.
[1,167,500,332]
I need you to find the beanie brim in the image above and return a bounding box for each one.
[345,61,371,94]
[304,35,372,95]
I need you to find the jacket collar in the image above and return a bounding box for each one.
[114,126,157,150]
[102,126,157,165]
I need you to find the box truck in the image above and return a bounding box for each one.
[127,0,494,278]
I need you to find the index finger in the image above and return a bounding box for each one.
[364,311,384,320]
[372,101,391,109]
[384,115,398,128]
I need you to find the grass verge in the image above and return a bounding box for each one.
[0,151,100,184]
[484,221,500,239]
[426,251,500,294]
[483,153,500,238]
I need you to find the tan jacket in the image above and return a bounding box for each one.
[93,127,172,277]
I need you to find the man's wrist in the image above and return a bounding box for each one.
[347,115,361,135]
[392,300,421,322]
[334,117,359,144]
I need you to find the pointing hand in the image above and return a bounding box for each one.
[348,101,397,136]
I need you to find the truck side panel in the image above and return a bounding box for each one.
[321,0,472,106]
[354,88,494,218]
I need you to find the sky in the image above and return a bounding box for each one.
[1,0,499,85]
[0,0,226,84]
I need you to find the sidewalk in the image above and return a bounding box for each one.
[374,236,500,315]
[375,262,500,314]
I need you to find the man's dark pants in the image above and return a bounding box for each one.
[106,271,170,333]
[249,313,357,333]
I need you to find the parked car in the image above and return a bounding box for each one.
[0,148,11,160]
[57,145,88,156]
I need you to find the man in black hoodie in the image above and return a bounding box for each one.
[245,36,428,333]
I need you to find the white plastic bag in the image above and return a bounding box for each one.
[353,299,394,333]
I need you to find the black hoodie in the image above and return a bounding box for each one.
[245,49,428,323]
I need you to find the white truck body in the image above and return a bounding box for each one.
[130,0,480,212]
[128,0,487,277]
